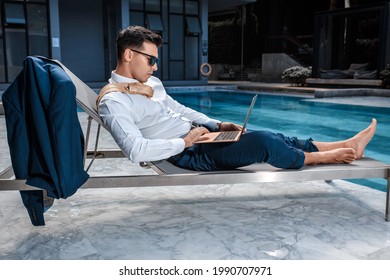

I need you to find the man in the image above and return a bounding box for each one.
[98,26,376,171]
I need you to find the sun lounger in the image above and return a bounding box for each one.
[1,58,389,222]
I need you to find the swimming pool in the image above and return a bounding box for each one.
[167,89,390,192]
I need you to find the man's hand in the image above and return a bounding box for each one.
[183,127,210,148]
[218,122,246,133]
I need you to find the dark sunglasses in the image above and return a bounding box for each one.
[130,49,160,66]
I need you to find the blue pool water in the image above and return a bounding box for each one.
[168,90,390,192]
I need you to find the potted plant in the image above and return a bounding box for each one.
[282,66,312,86]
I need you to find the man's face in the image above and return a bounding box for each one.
[129,41,159,83]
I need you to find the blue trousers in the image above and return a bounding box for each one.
[168,131,319,171]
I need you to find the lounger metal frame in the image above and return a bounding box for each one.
[0,60,389,222]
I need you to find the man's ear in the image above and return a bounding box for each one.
[124,49,132,62]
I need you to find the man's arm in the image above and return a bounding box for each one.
[217,122,245,133]
[98,94,185,162]
[183,127,210,147]
[147,76,220,130]
[165,95,244,133]
[165,94,221,131]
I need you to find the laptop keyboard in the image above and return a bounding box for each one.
[214,131,240,141]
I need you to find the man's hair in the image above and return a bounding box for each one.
[116,26,163,61]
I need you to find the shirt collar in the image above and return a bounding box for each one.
[109,71,161,94]
[110,71,138,83]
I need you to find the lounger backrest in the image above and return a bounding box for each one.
[53,60,105,128]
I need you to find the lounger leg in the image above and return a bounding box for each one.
[84,116,93,165]
[86,124,101,172]
[386,170,390,222]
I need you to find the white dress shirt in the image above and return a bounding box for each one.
[98,71,220,163]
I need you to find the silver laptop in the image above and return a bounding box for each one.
[195,94,258,144]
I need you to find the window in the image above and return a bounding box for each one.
[186,16,201,34]
[129,0,143,10]
[4,3,26,25]
[5,28,26,79]
[170,0,183,13]
[128,0,202,81]
[169,14,183,61]
[145,0,159,12]
[146,13,164,31]
[130,11,144,26]
[27,4,48,55]
[0,0,49,82]
[185,0,198,15]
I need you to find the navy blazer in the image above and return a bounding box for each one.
[2,56,89,226]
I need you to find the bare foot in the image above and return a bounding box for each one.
[346,118,377,159]
[304,148,357,165]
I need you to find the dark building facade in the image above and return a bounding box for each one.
[1,0,389,86]
[209,0,390,81]
[0,0,213,86]
[312,1,390,79]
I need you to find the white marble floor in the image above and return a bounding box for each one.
[1,113,390,260]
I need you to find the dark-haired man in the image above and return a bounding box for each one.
[98,25,376,171]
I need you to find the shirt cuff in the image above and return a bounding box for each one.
[203,119,221,132]
[171,138,186,154]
